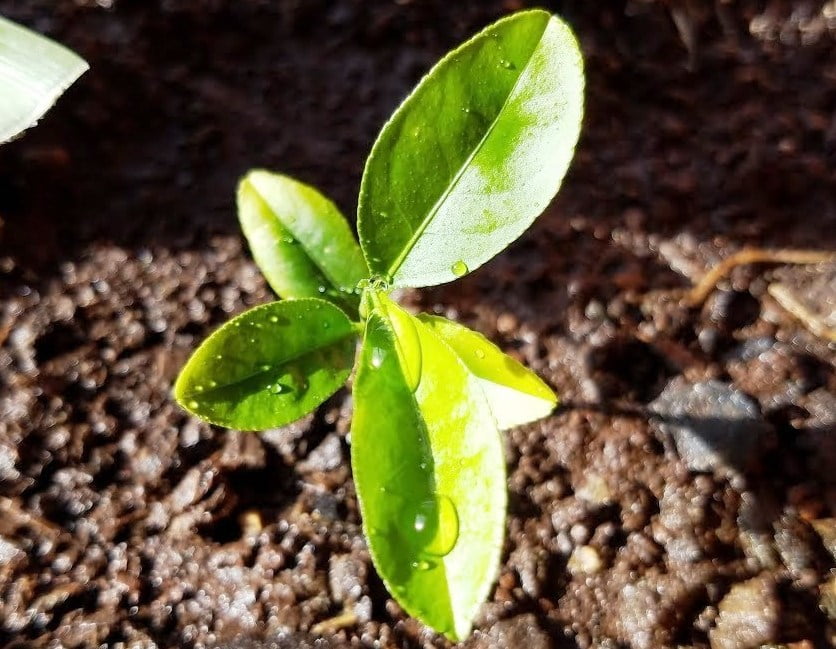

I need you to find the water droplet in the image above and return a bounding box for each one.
[215,354,223,361]
[208,380,218,388]
[317,286,326,294]
[411,559,436,571]
[475,349,486,359]
[462,107,471,114]
[500,59,515,70]
[419,462,427,470]
[194,385,204,392]
[323,321,330,329]
[270,383,284,395]
[378,297,422,391]
[249,338,256,344]
[408,495,459,558]
[187,400,199,409]
[370,346,385,368]
[269,316,279,323]
[259,364,271,372]
[451,260,468,277]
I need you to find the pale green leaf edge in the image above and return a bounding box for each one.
[418,314,557,429]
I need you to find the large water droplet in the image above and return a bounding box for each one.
[386,307,422,392]
[269,383,284,395]
[194,385,204,393]
[451,260,468,277]
[187,400,199,409]
[370,346,385,368]
[499,59,516,70]
[475,349,486,359]
[408,495,459,558]
[269,315,279,323]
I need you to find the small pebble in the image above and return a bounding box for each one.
[567,545,603,575]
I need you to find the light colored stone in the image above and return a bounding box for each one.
[567,545,603,575]
[709,574,779,649]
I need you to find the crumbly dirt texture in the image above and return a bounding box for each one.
[1,1,835,648]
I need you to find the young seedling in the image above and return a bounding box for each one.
[175,9,583,640]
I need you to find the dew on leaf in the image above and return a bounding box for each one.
[187,400,199,409]
[387,307,422,392]
[451,260,468,276]
[370,346,386,369]
[407,494,459,558]
[475,349,486,359]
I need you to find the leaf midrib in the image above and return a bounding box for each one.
[181,328,355,400]
[244,178,345,291]
[385,19,550,281]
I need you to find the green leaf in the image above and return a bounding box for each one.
[0,15,88,144]
[352,293,505,640]
[357,10,584,288]
[238,170,368,317]
[174,299,356,430]
[418,314,556,429]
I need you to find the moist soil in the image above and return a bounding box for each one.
[1,1,835,648]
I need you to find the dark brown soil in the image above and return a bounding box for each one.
[1,1,835,648]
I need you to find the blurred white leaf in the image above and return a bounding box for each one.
[0,15,88,143]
